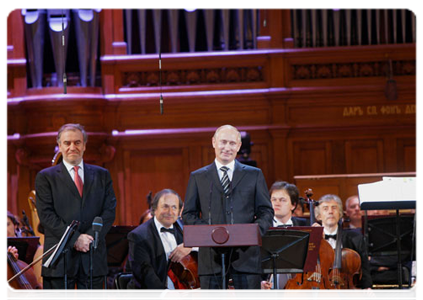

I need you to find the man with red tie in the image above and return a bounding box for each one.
[36,123,116,289]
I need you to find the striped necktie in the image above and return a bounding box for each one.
[220,166,230,196]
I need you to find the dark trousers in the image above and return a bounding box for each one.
[43,275,104,289]
[200,269,261,289]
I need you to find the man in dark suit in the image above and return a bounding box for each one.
[127,189,192,289]
[182,125,274,289]
[35,123,116,289]
[314,194,372,289]
[261,181,308,289]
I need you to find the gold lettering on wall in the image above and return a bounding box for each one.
[343,104,415,117]
[405,104,416,114]
[343,106,364,117]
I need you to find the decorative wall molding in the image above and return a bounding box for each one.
[121,66,264,87]
[291,60,415,80]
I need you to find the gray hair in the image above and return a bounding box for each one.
[57,123,88,144]
[345,195,359,209]
[315,194,343,220]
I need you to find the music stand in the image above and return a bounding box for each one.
[43,220,79,289]
[105,225,136,288]
[184,223,261,289]
[7,236,40,265]
[261,229,310,289]
[358,178,416,288]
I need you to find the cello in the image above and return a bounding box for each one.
[327,221,362,289]
[7,251,42,289]
[285,189,334,289]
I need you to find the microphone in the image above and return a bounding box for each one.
[209,181,213,225]
[92,216,103,251]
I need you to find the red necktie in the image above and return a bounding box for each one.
[74,166,83,197]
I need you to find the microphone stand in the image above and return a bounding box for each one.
[63,248,69,289]
[90,242,93,289]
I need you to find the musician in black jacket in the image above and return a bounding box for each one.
[314,194,372,289]
[261,181,308,289]
[127,189,192,289]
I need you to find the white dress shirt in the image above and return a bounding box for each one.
[215,159,235,181]
[324,227,339,249]
[62,159,84,183]
[154,217,177,289]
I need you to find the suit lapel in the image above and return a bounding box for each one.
[57,162,81,199]
[82,163,94,206]
[206,162,224,194]
[231,160,246,190]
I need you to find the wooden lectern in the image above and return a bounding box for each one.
[183,223,262,289]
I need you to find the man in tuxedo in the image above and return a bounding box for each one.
[261,181,308,289]
[35,123,116,289]
[127,189,192,289]
[182,124,274,289]
[314,194,372,289]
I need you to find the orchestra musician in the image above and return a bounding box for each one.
[261,181,308,289]
[7,211,21,238]
[313,194,372,289]
[182,124,274,289]
[344,195,363,230]
[7,211,22,260]
[126,189,192,289]
[7,211,43,288]
[35,123,116,289]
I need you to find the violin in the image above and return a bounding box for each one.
[7,252,42,289]
[285,189,333,290]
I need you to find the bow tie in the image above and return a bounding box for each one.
[277,224,292,228]
[325,234,337,240]
[160,227,175,235]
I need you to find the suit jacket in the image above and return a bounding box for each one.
[35,162,116,278]
[182,160,274,275]
[126,218,183,289]
[292,217,309,226]
[340,229,373,289]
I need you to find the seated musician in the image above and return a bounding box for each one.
[7,211,43,288]
[127,189,192,289]
[7,211,21,258]
[261,181,308,289]
[343,195,363,231]
[313,194,372,289]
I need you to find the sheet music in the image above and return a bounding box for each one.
[358,177,416,203]
[43,224,72,268]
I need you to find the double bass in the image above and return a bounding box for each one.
[285,189,334,289]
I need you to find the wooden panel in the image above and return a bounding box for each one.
[123,148,189,225]
[397,138,416,172]
[292,141,331,175]
[345,140,384,173]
